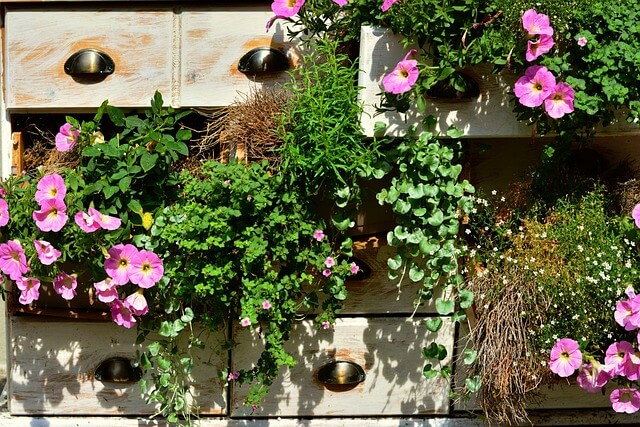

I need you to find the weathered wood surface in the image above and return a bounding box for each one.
[358,26,640,138]
[231,317,454,416]
[9,317,227,415]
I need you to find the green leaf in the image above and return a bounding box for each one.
[419,237,439,255]
[409,265,425,282]
[424,317,443,332]
[463,349,478,365]
[435,297,454,315]
[118,176,131,193]
[387,254,403,270]
[107,105,125,126]
[427,209,444,226]
[458,289,474,309]
[465,375,482,393]
[423,363,439,379]
[181,307,194,323]
[140,152,158,172]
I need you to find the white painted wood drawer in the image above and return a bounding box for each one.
[231,317,453,416]
[4,8,174,109]
[9,317,228,415]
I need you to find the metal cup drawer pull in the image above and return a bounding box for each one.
[94,356,142,383]
[237,47,289,75]
[64,48,115,78]
[317,360,366,386]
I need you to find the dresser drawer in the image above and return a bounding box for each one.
[4,8,174,109]
[230,317,454,416]
[9,317,228,415]
[179,7,299,107]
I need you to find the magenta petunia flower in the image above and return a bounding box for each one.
[0,240,28,280]
[124,291,149,316]
[241,317,251,327]
[34,240,62,266]
[576,361,613,393]
[610,388,640,414]
[53,272,77,301]
[35,173,66,204]
[526,34,554,61]
[350,262,360,275]
[262,300,272,310]
[55,123,79,152]
[615,294,640,331]
[549,338,582,377]
[129,249,163,289]
[381,0,400,12]
[605,341,635,376]
[633,204,640,228]
[271,0,305,17]
[16,276,40,305]
[544,82,575,119]
[94,278,120,304]
[104,243,139,285]
[88,207,122,231]
[74,211,100,232]
[227,371,240,381]
[313,229,325,241]
[514,65,556,108]
[322,268,332,277]
[110,299,137,328]
[382,49,419,95]
[322,321,331,330]
[32,198,68,232]
[332,0,348,5]
[324,256,335,268]
[521,9,554,37]
[0,198,9,227]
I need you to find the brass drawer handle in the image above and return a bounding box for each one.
[94,357,142,383]
[317,360,366,386]
[237,47,289,76]
[64,48,115,77]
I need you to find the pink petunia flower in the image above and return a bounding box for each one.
[110,298,137,328]
[577,37,588,47]
[324,256,335,268]
[544,82,575,119]
[124,290,149,316]
[576,361,613,393]
[350,262,360,275]
[605,341,635,376]
[0,240,28,280]
[381,0,400,12]
[322,269,332,277]
[241,317,252,327]
[514,65,556,108]
[521,9,554,37]
[34,240,62,265]
[129,250,164,289]
[322,321,331,330]
[35,173,66,204]
[332,0,348,5]
[382,49,419,95]
[271,0,305,17]
[0,199,9,227]
[89,207,122,231]
[615,294,640,331]
[55,123,79,152]
[104,244,139,285]
[16,276,40,305]
[262,300,272,310]
[53,272,77,301]
[227,371,240,381]
[526,34,554,61]
[610,388,640,414]
[74,211,100,232]
[32,198,68,232]
[313,229,325,241]
[633,204,640,228]
[549,338,582,377]
[93,278,120,304]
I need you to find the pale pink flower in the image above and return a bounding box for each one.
[227,371,240,381]
[576,361,612,393]
[53,272,77,301]
[241,317,252,327]
[322,269,332,277]
[55,123,79,152]
[271,0,305,17]
[0,199,9,227]
[32,198,68,232]
[313,229,324,241]
[110,299,137,328]
[129,250,163,289]
[0,240,28,280]
[350,262,360,275]
[104,244,139,285]
[382,49,419,95]
[610,388,640,414]
[605,341,635,376]
[526,34,554,61]
[514,65,556,108]
[322,321,331,330]
[324,256,335,268]
[332,0,348,5]
[35,173,66,204]
[89,207,122,231]
[74,211,100,232]
[16,276,40,305]
[381,0,400,12]
[521,9,554,37]
[544,82,575,119]
[93,278,120,303]
[549,338,582,377]
[262,300,272,310]
[632,204,640,228]
[615,294,640,331]
[34,240,62,265]
[578,37,587,47]
[124,291,149,316]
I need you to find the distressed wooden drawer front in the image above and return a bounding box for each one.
[179,7,299,107]
[231,317,453,416]
[9,317,228,415]
[4,8,174,109]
